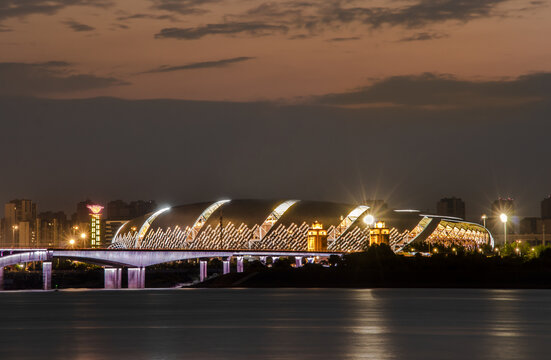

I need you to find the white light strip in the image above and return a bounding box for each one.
[136,207,171,248]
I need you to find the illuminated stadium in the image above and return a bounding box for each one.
[110,199,493,252]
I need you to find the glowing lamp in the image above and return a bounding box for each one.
[363,214,375,226]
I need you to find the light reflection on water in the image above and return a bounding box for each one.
[1,289,551,359]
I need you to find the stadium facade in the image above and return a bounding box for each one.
[110,199,493,252]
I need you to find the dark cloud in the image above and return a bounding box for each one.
[142,56,255,73]
[212,0,515,39]
[288,34,311,39]
[62,20,95,32]
[116,13,177,21]
[155,22,288,40]
[327,36,360,42]
[112,23,129,30]
[398,32,448,42]
[315,72,551,108]
[0,0,111,22]
[0,61,128,96]
[316,0,510,29]
[150,0,221,15]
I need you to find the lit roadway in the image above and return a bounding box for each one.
[0,248,343,290]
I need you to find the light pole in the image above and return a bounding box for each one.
[481,214,487,228]
[363,214,375,246]
[500,213,508,245]
[11,225,18,248]
[80,232,87,248]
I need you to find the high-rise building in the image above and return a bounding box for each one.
[436,197,466,219]
[542,196,551,219]
[491,198,515,217]
[104,200,157,246]
[2,199,37,247]
[87,204,104,248]
[36,211,68,247]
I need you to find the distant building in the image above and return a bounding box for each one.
[1,199,37,247]
[87,204,104,248]
[491,198,515,217]
[74,199,95,224]
[436,197,465,219]
[104,200,157,246]
[36,211,68,247]
[542,196,551,219]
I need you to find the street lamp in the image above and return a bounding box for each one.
[500,213,508,244]
[69,239,75,248]
[11,225,18,248]
[363,215,375,247]
[481,214,487,228]
[363,214,375,226]
[79,232,87,248]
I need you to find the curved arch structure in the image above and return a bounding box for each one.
[329,205,370,242]
[255,200,299,240]
[109,199,494,252]
[185,200,231,242]
[136,207,171,248]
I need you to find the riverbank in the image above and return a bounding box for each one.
[196,246,551,289]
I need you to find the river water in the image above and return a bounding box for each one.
[0,288,550,359]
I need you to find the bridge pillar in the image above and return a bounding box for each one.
[222,258,231,275]
[271,256,279,265]
[42,261,52,290]
[0,267,3,290]
[236,257,244,273]
[128,267,145,289]
[295,256,303,268]
[104,268,122,289]
[199,260,208,281]
[259,256,266,265]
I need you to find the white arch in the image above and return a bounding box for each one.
[112,221,129,243]
[329,205,370,241]
[185,200,231,242]
[135,207,171,248]
[255,200,300,240]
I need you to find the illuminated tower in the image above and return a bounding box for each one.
[87,204,104,248]
[307,221,328,252]
[369,221,390,246]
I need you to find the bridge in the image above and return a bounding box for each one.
[0,248,342,290]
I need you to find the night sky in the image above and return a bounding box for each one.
[0,0,550,219]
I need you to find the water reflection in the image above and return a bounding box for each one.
[0,289,551,359]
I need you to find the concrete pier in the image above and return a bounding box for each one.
[42,261,52,290]
[237,256,244,273]
[199,260,208,281]
[128,267,145,289]
[295,256,303,268]
[223,259,231,275]
[104,268,122,289]
[0,267,3,290]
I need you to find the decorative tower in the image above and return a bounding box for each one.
[86,204,104,248]
[307,221,328,252]
[369,221,390,246]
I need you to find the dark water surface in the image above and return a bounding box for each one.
[1,288,551,359]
